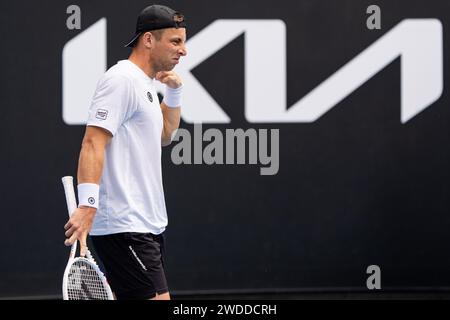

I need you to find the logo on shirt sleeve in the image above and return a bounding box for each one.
[95,109,108,120]
[147,92,153,103]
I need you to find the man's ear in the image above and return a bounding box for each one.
[142,32,153,49]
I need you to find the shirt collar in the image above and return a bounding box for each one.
[118,59,154,83]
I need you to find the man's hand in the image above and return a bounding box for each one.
[156,71,182,89]
[64,206,96,257]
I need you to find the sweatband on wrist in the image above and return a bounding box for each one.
[77,183,99,209]
[163,85,183,108]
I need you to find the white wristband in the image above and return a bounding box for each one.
[77,183,99,209]
[163,85,183,108]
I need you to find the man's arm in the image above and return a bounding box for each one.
[161,102,180,146]
[77,126,111,183]
[156,71,183,146]
[64,126,112,256]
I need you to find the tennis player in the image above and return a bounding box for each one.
[63,4,187,300]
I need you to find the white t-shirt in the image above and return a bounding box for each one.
[86,60,168,236]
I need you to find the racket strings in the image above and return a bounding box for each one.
[67,260,110,300]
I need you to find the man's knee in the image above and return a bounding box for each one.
[150,292,171,300]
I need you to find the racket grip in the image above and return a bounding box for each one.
[62,176,78,217]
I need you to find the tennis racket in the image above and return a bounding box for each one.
[61,176,114,300]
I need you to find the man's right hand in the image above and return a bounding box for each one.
[64,206,97,257]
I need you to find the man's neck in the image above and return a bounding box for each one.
[128,51,155,78]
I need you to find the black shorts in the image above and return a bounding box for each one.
[90,232,168,300]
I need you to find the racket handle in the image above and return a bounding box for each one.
[62,176,99,262]
[62,176,77,217]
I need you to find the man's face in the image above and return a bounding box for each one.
[150,28,187,72]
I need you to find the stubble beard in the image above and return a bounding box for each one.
[153,59,175,73]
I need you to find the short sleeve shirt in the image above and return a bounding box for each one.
[87,60,168,235]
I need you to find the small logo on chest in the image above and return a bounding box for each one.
[147,92,153,103]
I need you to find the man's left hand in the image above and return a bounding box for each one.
[156,71,183,89]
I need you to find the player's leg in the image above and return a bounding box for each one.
[151,292,171,300]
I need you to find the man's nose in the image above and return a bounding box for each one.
[179,44,187,56]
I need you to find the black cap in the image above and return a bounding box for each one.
[124,4,186,48]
